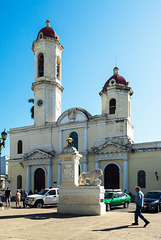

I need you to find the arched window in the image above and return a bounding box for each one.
[57,56,61,80]
[137,170,146,188]
[69,132,78,150]
[17,140,22,154]
[39,32,43,39]
[109,98,116,114]
[17,175,22,189]
[38,53,44,77]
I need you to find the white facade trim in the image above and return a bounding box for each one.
[28,144,52,149]
[10,122,106,138]
[45,88,48,122]
[57,158,61,186]
[27,158,51,166]
[107,91,128,96]
[59,130,63,153]
[84,126,88,151]
[123,160,128,192]
[52,89,55,121]
[27,165,31,193]
[48,165,52,188]
[10,120,131,138]
[95,152,128,161]
[68,129,80,138]
[102,161,122,174]
[32,166,47,177]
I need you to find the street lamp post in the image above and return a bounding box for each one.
[0,129,7,208]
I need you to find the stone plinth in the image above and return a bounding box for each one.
[57,185,105,216]
[57,138,106,216]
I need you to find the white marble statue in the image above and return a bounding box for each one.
[79,169,103,186]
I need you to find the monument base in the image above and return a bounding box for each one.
[57,186,106,216]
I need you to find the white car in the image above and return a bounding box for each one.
[25,188,59,208]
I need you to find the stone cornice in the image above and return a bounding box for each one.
[32,79,64,92]
[131,147,161,153]
[99,85,133,96]
[95,152,128,161]
[26,158,52,166]
[23,149,54,160]
[32,38,64,52]
[91,140,131,153]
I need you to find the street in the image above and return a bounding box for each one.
[0,203,161,240]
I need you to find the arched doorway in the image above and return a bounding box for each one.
[34,168,45,192]
[104,163,119,189]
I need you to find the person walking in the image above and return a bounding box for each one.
[5,187,12,207]
[132,186,150,227]
[15,190,21,208]
[22,190,28,208]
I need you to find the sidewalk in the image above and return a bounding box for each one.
[0,203,161,240]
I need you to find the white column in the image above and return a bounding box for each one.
[60,130,63,153]
[58,158,61,187]
[45,88,49,122]
[48,164,52,188]
[27,165,31,193]
[83,155,87,172]
[84,126,88,151]
[95,161,100,169]
[123,159,128,192]
[52,90,55,121]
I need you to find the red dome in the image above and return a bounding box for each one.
[103,74,128,90]
[37,20,59,40]
[37,26,58,39]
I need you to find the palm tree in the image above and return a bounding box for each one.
[28,98,34,119]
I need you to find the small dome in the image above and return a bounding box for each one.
[103,67,128,90]
[37,20,59,40]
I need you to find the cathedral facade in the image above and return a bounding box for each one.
[8,21,161,195]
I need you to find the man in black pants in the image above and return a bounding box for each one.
[5,187,12,207]
[132,186,150,227]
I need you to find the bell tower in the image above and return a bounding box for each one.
[32,20,64,126]
[99,67,133,120]
[99,67,134,143]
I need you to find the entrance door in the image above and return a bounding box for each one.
[34,168,45,192]
[104,164,119,189]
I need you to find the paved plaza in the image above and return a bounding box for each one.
[0,203,161,240]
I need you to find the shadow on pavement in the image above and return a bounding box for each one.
[0,212,87,220]
[93,225,142,231]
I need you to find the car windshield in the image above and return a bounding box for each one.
[38,189,48,195]
[105,193,113,199]
[144,192,161,199]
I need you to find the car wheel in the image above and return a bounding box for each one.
[124,201,129,208]
[106,203,111,211]
[155,205,160,213]
[35,201,43,208]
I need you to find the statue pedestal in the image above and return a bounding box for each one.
[57,138,106,216]
[57,185,106,216]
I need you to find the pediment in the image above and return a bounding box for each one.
[92,140,130,153]
[57,108,92,125]
[23,149,53,160]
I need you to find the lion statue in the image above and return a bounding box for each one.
[79,169,103,186]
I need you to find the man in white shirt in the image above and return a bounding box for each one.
[132,186,150,227]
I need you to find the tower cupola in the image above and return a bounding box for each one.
[113,66,119,75]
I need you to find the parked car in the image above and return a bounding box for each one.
[104,190,131,211]
[25,188,59,208]
[143,190,161,213]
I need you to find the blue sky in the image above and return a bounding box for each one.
[1,0,161,156]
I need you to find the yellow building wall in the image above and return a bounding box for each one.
[128,150,161,195]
